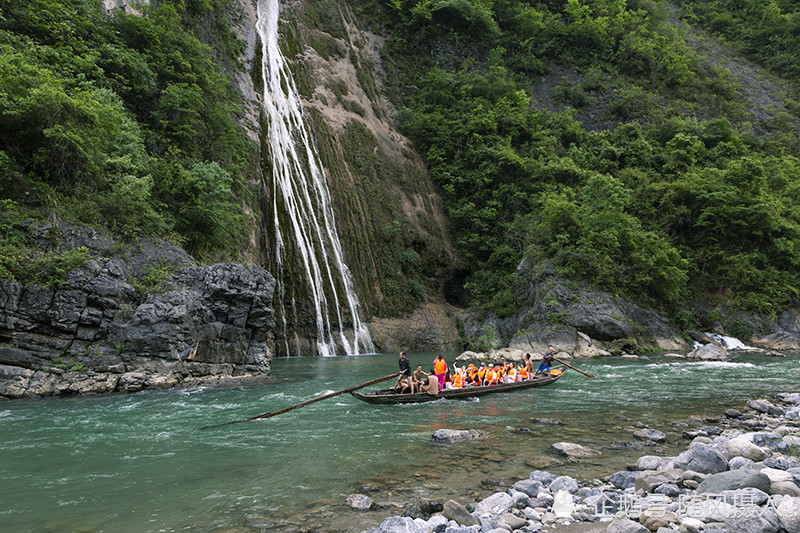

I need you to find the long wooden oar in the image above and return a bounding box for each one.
[199,372,400,430]
[553,356,595,378]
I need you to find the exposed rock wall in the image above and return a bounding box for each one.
[460,259,691,358]
[0,222,276,399]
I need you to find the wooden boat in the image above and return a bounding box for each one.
[350,366,567,404]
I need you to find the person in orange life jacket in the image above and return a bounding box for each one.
[477,363,487,384]
[519,364,530,381]
[534,346,555,376]
[450,364,466,388]
[393,351,413,393]
[433,354,448,391]
[485,364,500,385]
[466,364,479,386]
[506,364,518,383]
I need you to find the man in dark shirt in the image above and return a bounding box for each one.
[534,346,555,377]
[393,351,413,393]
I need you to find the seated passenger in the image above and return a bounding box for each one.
[420,374,440,396]
[506,364,518,383]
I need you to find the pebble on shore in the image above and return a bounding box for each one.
[361,392,800,533]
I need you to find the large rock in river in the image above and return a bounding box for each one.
[431,429,485,444]
[687,343,729,360]
[550,442,600,457]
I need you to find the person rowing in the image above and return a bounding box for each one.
[393,351,413,393]
[533,346,555,377]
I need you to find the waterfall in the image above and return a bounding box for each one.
[256,0,374,356]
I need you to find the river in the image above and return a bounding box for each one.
[1,352,798,532]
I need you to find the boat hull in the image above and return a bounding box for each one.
[350,367,566,404]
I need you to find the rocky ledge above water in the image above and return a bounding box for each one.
[0,222,276,399]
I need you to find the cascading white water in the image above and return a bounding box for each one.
[256,0,374,356]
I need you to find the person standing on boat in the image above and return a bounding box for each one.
[394,351,413,393]
[524,354,534,376]
[433,353,448,391]
[534,347,555,377]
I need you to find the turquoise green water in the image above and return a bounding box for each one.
[1,352,799,533]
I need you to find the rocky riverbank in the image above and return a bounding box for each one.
[0,221,276,399]
[358,392,800,533]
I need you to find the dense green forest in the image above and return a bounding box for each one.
[0,0,255,285]
[2,0,800,328]
[345,0,800,323]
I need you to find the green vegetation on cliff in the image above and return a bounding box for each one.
[0,0,255,261]
[356,0,800,319]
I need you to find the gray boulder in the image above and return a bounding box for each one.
[678,517,705,533]
[719,487,770,506]
[431,429,485,444]
[442,500,479,527]
[346,493,374,510]
[607,518,649,533]
[550,442,600,457]
[764,455,800,470]
[761,468,800,496]
[726,436,769,461]
[636,456,667,471]
[474,492,514,515]
[729,456,756,470]
[696,469,771,494]
[653,482,681,497]
[776,393,800,405]
[748,399,785,416]
[474,514,506,532]
[672,443,729,474]
[609,471,640,490]
[529,470,557,485]
[778,496,800,533]
[426,515,448,533]
[687,343,728,360]
[635,470,683,493]
[511,479,543,497]
[372,516,432,533]
[548,475,579,494]
[441,526,478,533]
[773,435,800,455]
[723,508,782,533]
[634,428,667,443]
[500,512,528,530]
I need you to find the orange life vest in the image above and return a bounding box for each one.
[507,367,518,382]
[452,373,464,388]
[477,368,487,380]
[520,367,529,380]
[434,358,447,374]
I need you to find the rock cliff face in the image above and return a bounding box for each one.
[458,259,689,358]
[230,0,461,354]
[0,222,276,399]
